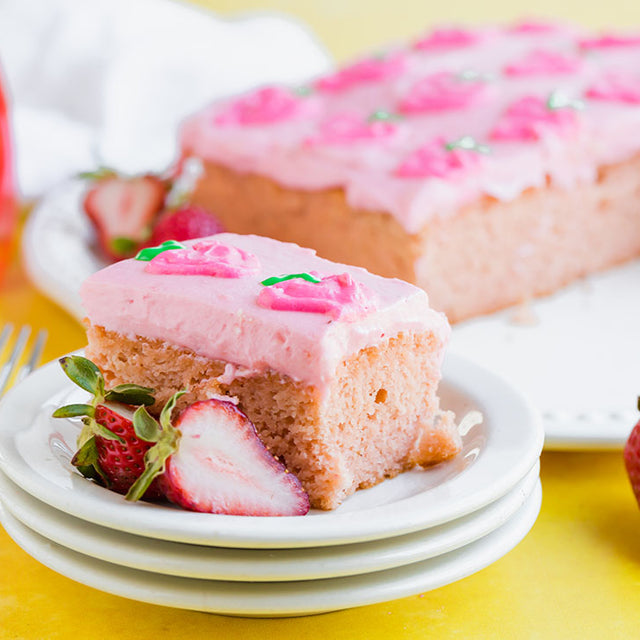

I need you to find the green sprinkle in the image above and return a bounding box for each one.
[77,166,118,181]
[293,85,313,96]
[445,136,491,155]
[261,273,321,287]
[135,240,186,261]
[546,90,585,111]
[367,109,402,123]
[457,70,492,82]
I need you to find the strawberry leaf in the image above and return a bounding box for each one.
[93,420,126,444]
[71,437,108,486]
[133,407,161,442]
[125,438,175,502]
[52,403,95,419]
[105,383,155,406]
[160,390,186,431]
[126,391,185,501]
[59,356,104,396]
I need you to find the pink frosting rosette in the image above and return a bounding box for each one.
[395,137,484,179]
[490,95,579,142]
[214,87,304,127]
[399,72,487,114]
[316,53,405,93]
[579,33,640,50]
[586,74,640,104]
[146,241,260,277]
[507,21,560,35]
[257,272,379,321]
[414,27,482,51]
[305,114,397,146]
[504,49,582,76]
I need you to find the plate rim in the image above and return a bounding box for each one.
[0,461,540,581]
[0,482,542,616]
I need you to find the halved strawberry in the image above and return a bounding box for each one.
[83,172,167,260]
[623,398,640,508]
[128,397,310,516]
[53,356,160,498]
[149,205,224,245]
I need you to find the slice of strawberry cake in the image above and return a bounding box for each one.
[80,233,459,509]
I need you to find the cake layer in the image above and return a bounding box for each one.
[80,233,448,386]
[189,154,640,322]
[85,326,460,510]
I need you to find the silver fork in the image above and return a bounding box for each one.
[0,325,47,397]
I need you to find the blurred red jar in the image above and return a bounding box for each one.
[0,67,16,283]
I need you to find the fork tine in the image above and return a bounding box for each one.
[0,324,12,352]
[15,329,47,385]
[0,325,31,397]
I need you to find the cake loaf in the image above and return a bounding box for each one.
[81,233,459,509]
[180,22,640,322]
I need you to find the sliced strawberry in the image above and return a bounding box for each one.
[623,401,640,508]
[83,174,167,260]
[149,205,224,245]
[128,398,310,516]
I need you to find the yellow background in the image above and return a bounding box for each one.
[2,1,640,637]
[193,0,640,61]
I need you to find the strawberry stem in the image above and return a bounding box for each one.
[125,390,186,502]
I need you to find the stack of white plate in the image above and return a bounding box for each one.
[0,353,544,617]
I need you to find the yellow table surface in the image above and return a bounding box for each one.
[2,2,640,636]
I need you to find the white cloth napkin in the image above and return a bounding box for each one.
[0,0,331,198]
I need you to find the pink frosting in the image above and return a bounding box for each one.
[414,27,482,51]
[257,272,378,320]
[586,74,640,104]
[504,49,582,76]
[305,114,397,146]
[315,53,405,93]
[180,22,640,234]
[396,138,483,179]
[214,87,304,126]
[399,72,487,114]
[490,95,578,142]
[81,234,449,389]
[146,240,260,277]
[579,33,640,50]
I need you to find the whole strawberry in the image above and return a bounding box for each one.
[149,205,224,245]
[623,398,640,508]
[53,356,161,499]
